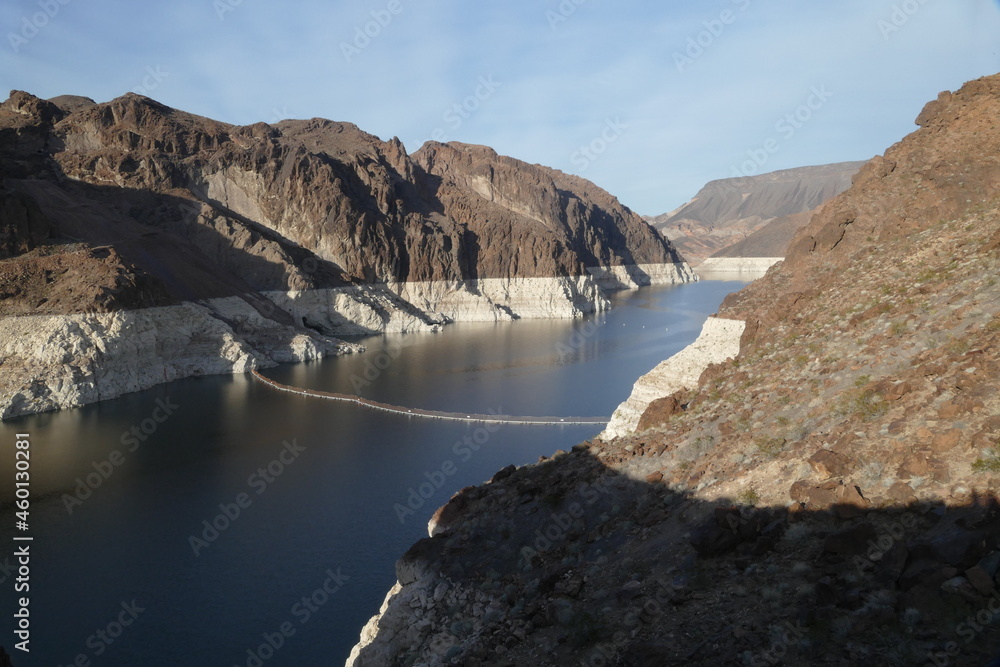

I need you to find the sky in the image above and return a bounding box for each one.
[2,0,999,216]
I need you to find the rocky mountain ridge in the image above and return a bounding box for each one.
[650,161,865,264]
[0,91,693,419]
[349,74,1000,666]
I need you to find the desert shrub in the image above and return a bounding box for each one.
[754,436,787,458]
[837,385,889,421]
[737,487,761,506]
[972,442,1000,473]
[858,460,888,487]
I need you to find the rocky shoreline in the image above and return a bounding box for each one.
[344,74,1000,666]
[600,316,745,440]
[345,313,746,666]
[694,256,782,274]
[0,297,347,420]
[0,262,693,420]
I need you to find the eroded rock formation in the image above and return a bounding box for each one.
[0,91,693,418]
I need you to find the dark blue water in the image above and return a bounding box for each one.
[0,279,745,666]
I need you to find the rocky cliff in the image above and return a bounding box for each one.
[601,316,745,439]
[651,161,865,264]
[0,91,693,419]
[349,75,1000,665]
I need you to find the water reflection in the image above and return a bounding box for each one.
[0,279,749,665]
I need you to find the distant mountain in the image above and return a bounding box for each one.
[649,162,866,263]
[707,209,813,259]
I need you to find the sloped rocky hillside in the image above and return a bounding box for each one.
[349,75,1000,666]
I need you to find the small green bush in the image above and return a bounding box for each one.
[754,436,787,458]
[851,389,889,421]
[737,487,761,506]
[972,443,1000,473]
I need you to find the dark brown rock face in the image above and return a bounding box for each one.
[636,394,682,431]
[414,142,684,280]
[0,90,688,315]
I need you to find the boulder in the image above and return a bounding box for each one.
[637,395,682,431]
[808,450,852,478]
[886,482,917,505]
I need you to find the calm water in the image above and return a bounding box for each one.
[0,279,745,666]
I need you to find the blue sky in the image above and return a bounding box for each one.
[3,0,999,215]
